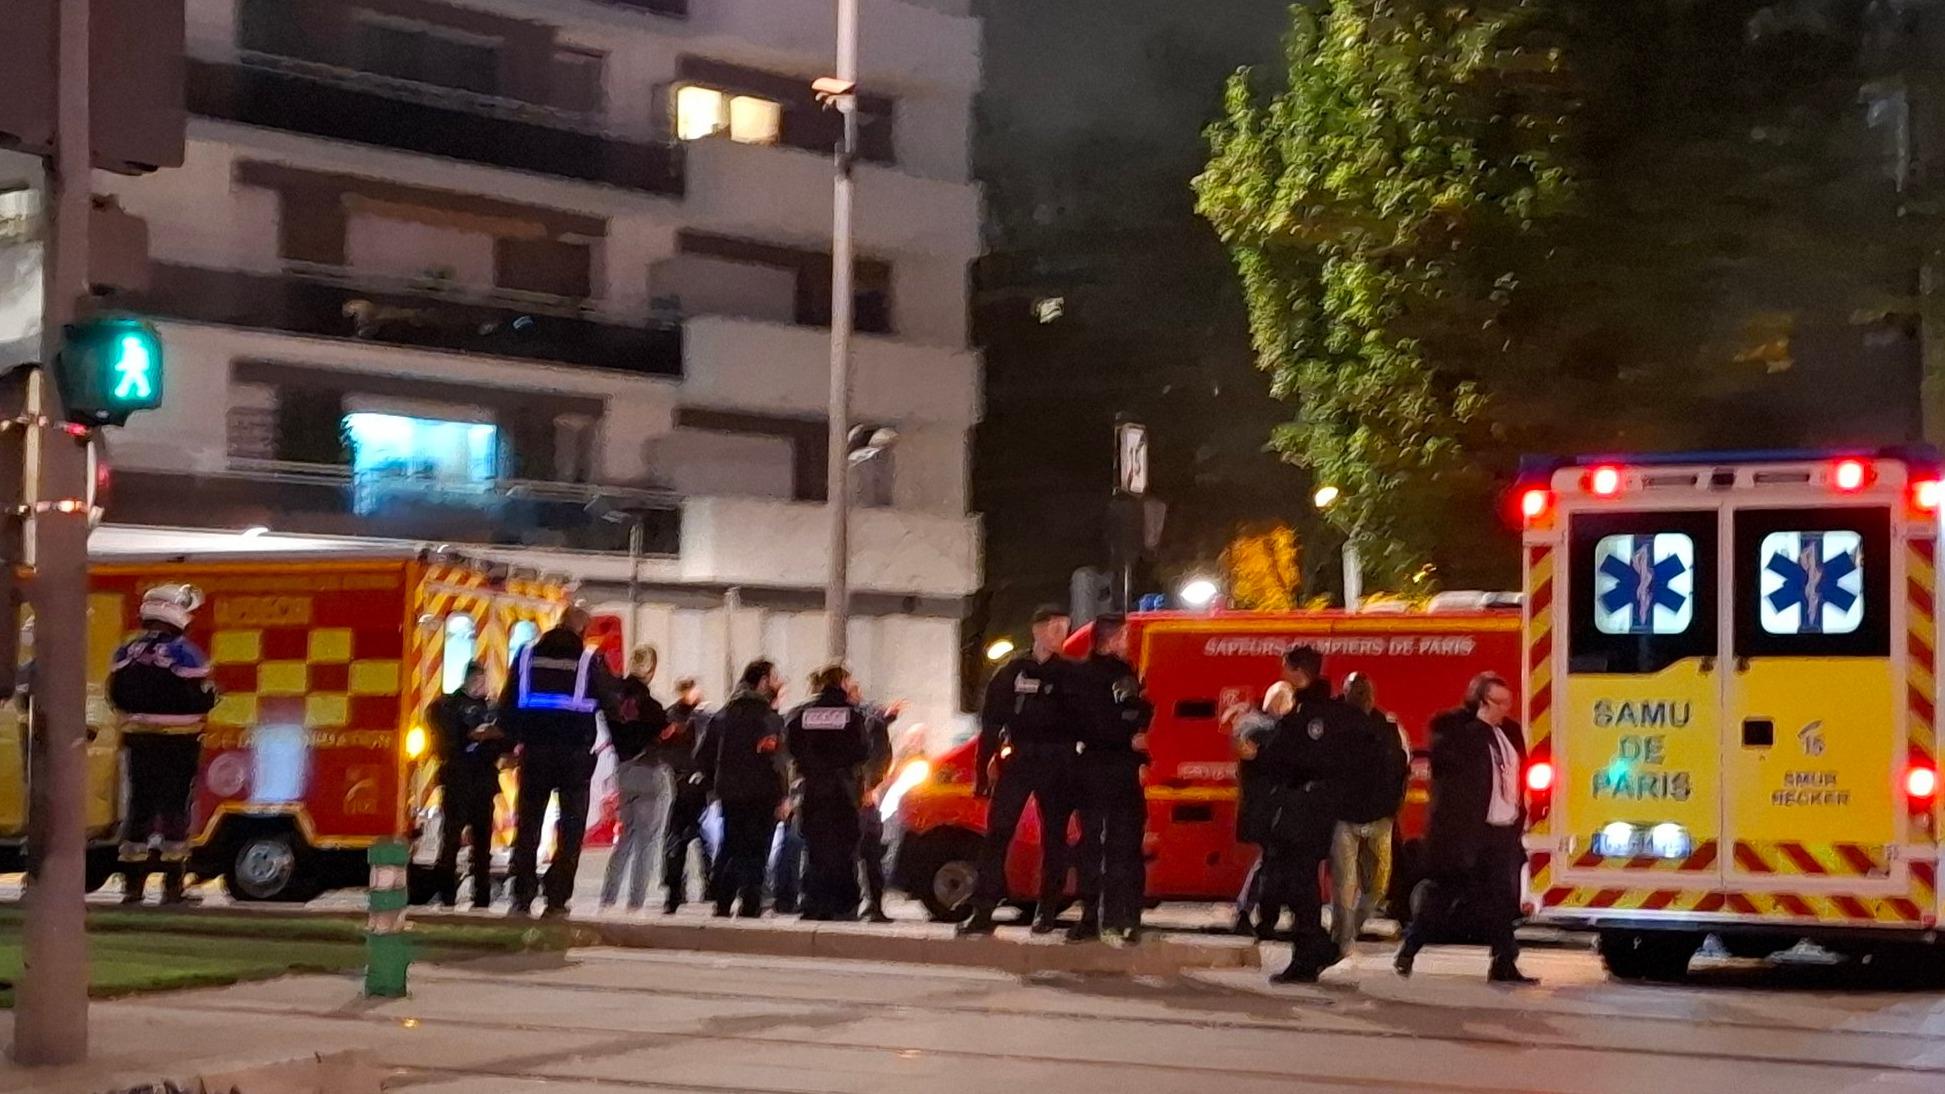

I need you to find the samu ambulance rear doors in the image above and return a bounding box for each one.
[1546,456,1929,926]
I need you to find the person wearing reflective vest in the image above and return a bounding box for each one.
[498,605,621,918]
[107,584,219,906]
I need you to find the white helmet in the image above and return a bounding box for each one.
[139,584,204,630]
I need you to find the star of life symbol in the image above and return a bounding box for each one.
[1595,534,1692,636]
[1761,530,1863,636]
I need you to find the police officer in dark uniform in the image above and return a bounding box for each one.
[1069,614,1152,945]
[108,584,219,905]
[959,604,1081,936]
[785,664,872,921]
[662,677,712,913]
[1258,644,1363,983]
[699,660,789,917]
[430,661,505,908]
[498,605,621,918]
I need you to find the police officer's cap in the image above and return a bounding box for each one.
[1030,604,1070,625]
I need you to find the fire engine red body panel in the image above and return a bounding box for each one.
[900,610,1521,905]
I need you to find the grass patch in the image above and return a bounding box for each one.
[0,908,576,1004]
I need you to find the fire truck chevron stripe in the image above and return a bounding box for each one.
[1567,840,1718,872]
[1544,886,1929,924]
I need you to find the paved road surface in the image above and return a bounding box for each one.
[10,939,1945,1092]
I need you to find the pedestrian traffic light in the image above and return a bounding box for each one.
[52,314,163,427]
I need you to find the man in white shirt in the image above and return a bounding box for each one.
[1393,672,1537,985]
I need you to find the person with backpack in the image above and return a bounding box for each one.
[1329,672,1411,953]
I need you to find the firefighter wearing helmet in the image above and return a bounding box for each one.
[107,584,218,904]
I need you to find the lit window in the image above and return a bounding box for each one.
[675,85,726,140]
[674,85,781,145]
[727,95,781,144]
[1593,533,1695,636]
[443,614,477,694]
[345,413,498,484]
[1759,530,1865,636]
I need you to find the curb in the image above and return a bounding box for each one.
[407,911,1262,974]
[93,1049,383,1094]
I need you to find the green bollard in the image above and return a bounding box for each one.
[364,838,411,998]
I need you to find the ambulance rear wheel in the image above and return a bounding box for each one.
[1599,930,1698,982]
[224,825,319,903]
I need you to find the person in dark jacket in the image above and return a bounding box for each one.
[108,584,219,905]
[1068,614,1152,945]
[958,605,1083,937]
[1394,672,1536,985]
[785,665,873,921]
[853,682,902,923]
[430,661,504,908]
[1257,644,1363,984]
[601,645,672,913]
[1231,680,1295,937]
[662,677,712,913]
[1330,672,1410,952]
[499,605,622,918]
[700,659,788,917]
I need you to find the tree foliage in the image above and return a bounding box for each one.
[1222,522,1305,610]
[1198,0,1919,588]
[1196,0,1571,584]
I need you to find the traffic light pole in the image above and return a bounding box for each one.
[13,0,95,1066]
[823,0,858,663]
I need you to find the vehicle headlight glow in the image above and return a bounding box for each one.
[1647,822,1690,860]
[404,724,429,760]
[878,757,933,819]
[1594,821,1637,858]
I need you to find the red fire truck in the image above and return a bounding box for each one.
[894,602,1520,920]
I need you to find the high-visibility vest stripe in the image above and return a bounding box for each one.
[515,647,598,714]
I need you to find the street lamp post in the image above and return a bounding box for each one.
[823,0,861,663]
[1313,485,1363,612]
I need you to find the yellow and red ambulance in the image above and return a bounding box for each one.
[0,551,568,901]
[1517,449,1945,978]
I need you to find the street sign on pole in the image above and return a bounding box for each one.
[1116,420,1148,496]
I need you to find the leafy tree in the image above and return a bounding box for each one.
[1195,0,1571,585]
[1222,522,1305,610]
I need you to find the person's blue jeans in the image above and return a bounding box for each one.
[770,813,805,911]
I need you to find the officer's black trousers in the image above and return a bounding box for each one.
[858,804,888,906]
[435,769,498,908]
[713,799,775,916]
[800,789,862,919]
[121,733,202,856]
[663,781,711,905]
[1260,840,1336,974]
[510,747,594,911]
[1075,753,1147,931]
[972,746,1078,912]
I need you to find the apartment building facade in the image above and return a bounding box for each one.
[88,0,983,736]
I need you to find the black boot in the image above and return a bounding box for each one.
[1394,939,1420,977]
[119,868,146,905]
[1066,914,1100,943]
[1488,959,1538,985]
[158,865,187,907]
[956,908,998,937]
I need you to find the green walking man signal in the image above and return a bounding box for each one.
[52,313,164,427]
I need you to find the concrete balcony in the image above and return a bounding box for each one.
[109,462,682,557]
[682,137,980,258]
[186,57,684,196]
[680,496,978,597]
[681,315,975,426]
[689,0,980,93]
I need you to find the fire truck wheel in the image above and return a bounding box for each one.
[1599,929,1698,982]
[908,830,982,922]
[224,826,319,903]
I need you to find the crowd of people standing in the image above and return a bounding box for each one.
[426,605,904,922]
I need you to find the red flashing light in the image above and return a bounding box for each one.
[1525,760,1555,793]
[1908,765,1938,801]
[1519,488,1552,522]
[1914,479,1942,514]
[1833,458,1870,492]
[1588,465,1623,497]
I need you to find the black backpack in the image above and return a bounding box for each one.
[1341,712,1410,825]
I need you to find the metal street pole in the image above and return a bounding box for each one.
[1341,539,1364,613]
[626,518,642,651]
[14,0,95,1065]
[823,0,859,663]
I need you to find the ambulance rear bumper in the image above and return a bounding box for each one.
[1535,910,1940,945]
